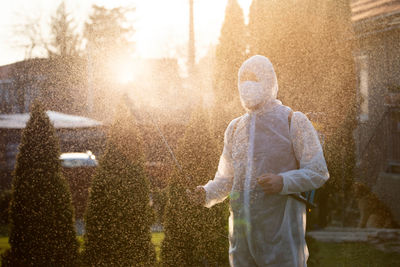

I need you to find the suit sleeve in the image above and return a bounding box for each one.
[201,119,237,208]
[279,112,329,195]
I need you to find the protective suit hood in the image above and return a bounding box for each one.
[238,55,279,111]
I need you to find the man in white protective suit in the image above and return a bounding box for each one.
[190,55,329,266]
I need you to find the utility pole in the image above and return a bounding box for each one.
[188,0,195,77]
[86,41,93,116]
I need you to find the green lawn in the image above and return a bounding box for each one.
[2,234,400,266]
[0,237,8,258]
[1,233,165,265]
[152,232,164,261]
[309,241,400,267]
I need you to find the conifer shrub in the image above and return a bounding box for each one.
[160,177,197,266]
[0,189,11,226]
[161,107,229,266]
[2,102,78,266]
[83,103,156,266]
[248,0,357,227]
[213,0,246,108]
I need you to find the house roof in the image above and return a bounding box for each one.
[351,0,400,21]
[0,111,102,129]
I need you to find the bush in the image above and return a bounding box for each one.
[84,103,156,266]
[4,102,78,266]
[151,187,168,226]
[0,190,11,225]
[161,107,229,266]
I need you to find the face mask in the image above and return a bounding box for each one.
[239,81,268,110]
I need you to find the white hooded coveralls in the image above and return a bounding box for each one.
[202,56,329,267]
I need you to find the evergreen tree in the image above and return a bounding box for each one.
[84,5,135,121]
[212,0,246,152]
[161,107,229,266]
[314,0,357,227]
[84,5,134,60]
[248,0,356,116]
[47,2,82,58]
[83,103,156,266]
[213,0,246,108]
[2,102,78,266]
[160,176,197,266]
[248,0,314,111]
[248,0,357,227]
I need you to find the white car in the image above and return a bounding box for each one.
[59,151,98,168]
[59,151,98,233]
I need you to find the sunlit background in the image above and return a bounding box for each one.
[0,0,252,70]
[0,0,255,119]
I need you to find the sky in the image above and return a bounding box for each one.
[0,0,252,66]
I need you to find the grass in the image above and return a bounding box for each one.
[0,233,165,265]
[152,232,164,262]
[2,234,399,266]
[0,237,8,258]
[74,233,164,257]
[309,241,400,267]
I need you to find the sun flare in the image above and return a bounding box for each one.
[110,58,135,84]
[117,67,134,84]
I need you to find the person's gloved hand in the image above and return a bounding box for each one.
[257,173,283,194]
[186,186,206,206]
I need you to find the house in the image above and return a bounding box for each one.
[0,58,45,114]
[0,57,88,115]
[351,0,400,224]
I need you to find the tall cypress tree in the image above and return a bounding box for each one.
[83,103,156,266]
[248,0,356,116]
[248,0,357,226]
[213,0,246,108]
[311,0,357,227]
[212,0,246,152]
[248,0,315,111]
[161,106,229,266]
[2,102,78,266]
